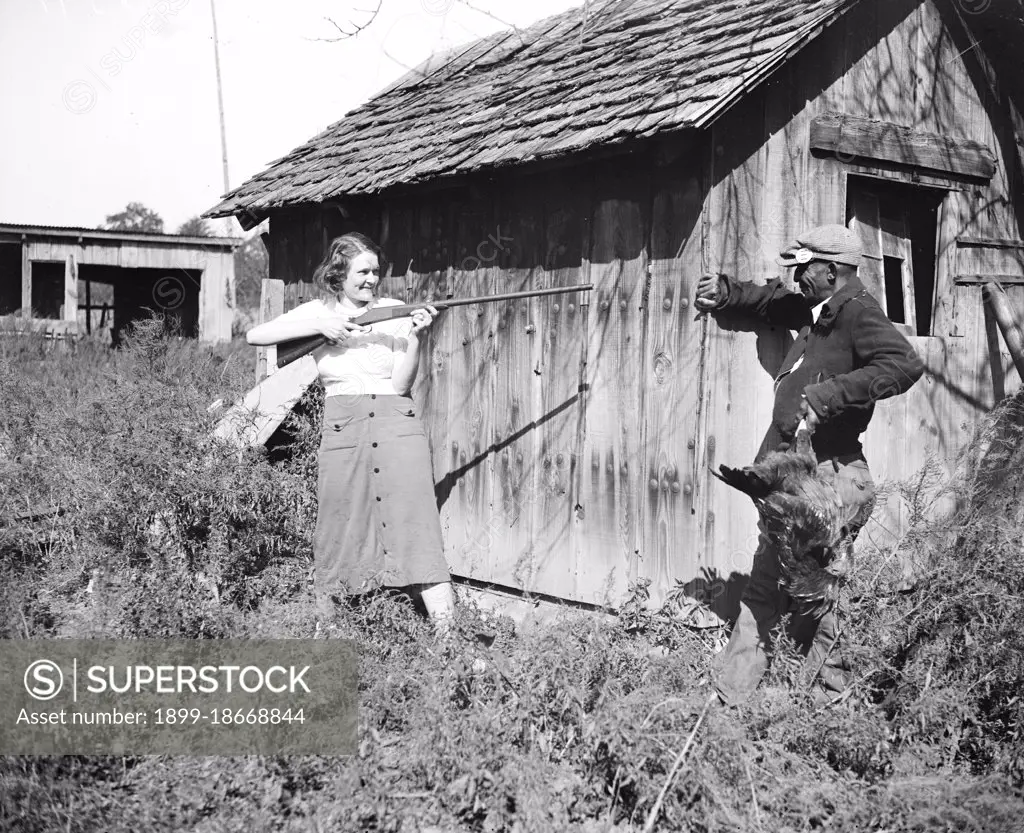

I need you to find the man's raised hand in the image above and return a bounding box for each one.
[695,273,725,311]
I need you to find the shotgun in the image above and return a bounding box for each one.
[274,284,594,368]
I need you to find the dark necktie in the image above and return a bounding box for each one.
[774,324,811,390]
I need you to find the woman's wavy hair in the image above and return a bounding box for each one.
[312,232,382,297]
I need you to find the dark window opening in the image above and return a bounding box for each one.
[883,256,906,324]
[907,204,938,336]
[846,176,945,336]
[31,262,65,319]
[0,243,22,315]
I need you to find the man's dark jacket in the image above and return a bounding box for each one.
[717,274,925,459]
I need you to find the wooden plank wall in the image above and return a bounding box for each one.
[643,152,711,610]
[489,183,538,590]
[578,165,648,604]
[197,251,235,343]
[262,0,1022,612]
[444,190,499,581]
[267,212,319,310]
[411,175,598,600]
[487,181,542,592]
[909,0,1024,409]
[397,198,454,535]
[527,174,590,598]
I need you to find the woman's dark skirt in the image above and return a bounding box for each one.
[314,393,450,595]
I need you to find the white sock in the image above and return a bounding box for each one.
[419,581,455,632]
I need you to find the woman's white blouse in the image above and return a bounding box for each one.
[277,297,413,396]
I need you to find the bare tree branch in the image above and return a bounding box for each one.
[310,0,383,42]
[455,0,524,45]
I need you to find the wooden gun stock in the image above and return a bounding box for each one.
[275,334,329,367]
[274,283,593,368]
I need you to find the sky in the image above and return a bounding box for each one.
[0,0,583,235]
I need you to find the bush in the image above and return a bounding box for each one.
[847,390,1024,785]
[0,319,312,639]
[2,324,1023,832]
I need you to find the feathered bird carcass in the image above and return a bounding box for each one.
[712,423,854,617]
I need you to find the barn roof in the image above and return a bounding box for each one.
[0,222,240,248]
[208,0,858,219]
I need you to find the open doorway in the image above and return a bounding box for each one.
[78,275,116,343]
[77,265,202,345]
[846,176,946,336]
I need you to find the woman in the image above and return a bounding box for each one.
[246,233,456,631]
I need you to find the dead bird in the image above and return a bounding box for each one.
[712,427,851,617]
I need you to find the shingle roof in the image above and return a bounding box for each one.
[208,0,857,218]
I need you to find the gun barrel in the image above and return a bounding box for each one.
[275,283,593,368]
[437,283,594,309]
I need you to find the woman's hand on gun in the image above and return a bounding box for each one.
[317,318,368,345]
[409,305,439,337]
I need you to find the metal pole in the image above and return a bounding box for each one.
[209,0,231,198]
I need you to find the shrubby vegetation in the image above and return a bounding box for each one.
[1,322,1021,831]
[0,320,315,641]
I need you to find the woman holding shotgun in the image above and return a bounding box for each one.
[246,233,457,633]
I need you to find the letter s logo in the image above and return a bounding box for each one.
[25,660,64,701]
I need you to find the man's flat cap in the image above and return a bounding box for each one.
[777,224,863,268]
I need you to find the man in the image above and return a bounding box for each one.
[694,224,925,705]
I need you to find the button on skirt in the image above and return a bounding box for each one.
[314,394,450,595]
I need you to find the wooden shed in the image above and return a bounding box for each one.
[208,0,1024,616]
[0,224,239,343]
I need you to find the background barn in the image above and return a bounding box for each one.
[0,223,239,344]
[208,0,1024,617]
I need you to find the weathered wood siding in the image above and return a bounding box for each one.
[267,0,1022,611]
